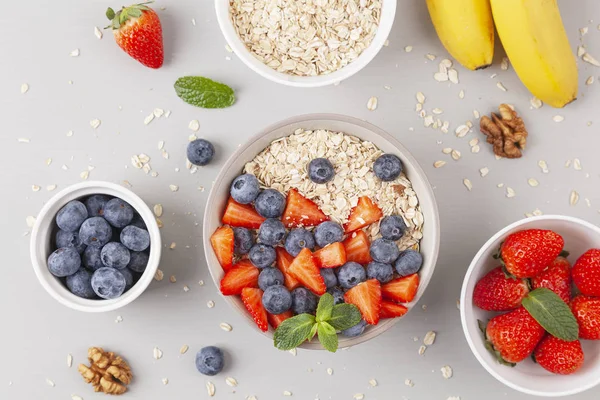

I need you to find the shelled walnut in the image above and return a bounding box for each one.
[480,104,528,158]
[78,347,132,395]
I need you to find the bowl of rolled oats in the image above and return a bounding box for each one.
[216,0,395,87]
[204,114,440,349]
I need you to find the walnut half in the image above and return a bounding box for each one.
[480,104,528,158]
[78,347,132,395]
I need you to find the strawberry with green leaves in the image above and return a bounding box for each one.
[499,229,564,278]
[531,256,572,303]
[572,248,600,297]
[473,266,529,311]
[534,335,584,375]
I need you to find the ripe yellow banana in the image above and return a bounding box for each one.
[490,0,578,108]
[426,0,494,70]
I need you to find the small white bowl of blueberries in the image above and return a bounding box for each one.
[30,181,161,312]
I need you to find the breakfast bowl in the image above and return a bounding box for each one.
[460,215,600,397]
[203,114,440,349]
[214,0,397,88]
[30,181,161,313]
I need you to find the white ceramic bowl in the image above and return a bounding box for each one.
[460,215,600,397]
[30,181,161,313]
[203,114,440,349]
[214,0,396,87]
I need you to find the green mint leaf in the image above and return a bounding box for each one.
[106,7,116,20]
[522,288,579,341]
[174,76,235,109]
[328,303,362,331]
[317,321,339,353]
[274,314,315,351]
[316,293,334,322]
[309,322,318,341]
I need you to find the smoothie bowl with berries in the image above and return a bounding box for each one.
[204,114,440,351]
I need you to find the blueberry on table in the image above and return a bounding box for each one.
[379,215,407,241]
[255,189,286,218]
[258,218,286,246]
[195,346,224,376]
[337,262,367,289]
[291,287,318,314]
[127,251,149,273]
[79,217,113,247]
[394,249,423,276]
[320,268,338,289]
[233,227,254,255]
[56,200,88,232]
[103,198,135,228]
[313,221,344,248]
[55,230,86,254]
[120,225,150,252]
[120,268,134,290]
[187,138,215,166]
[230,174,260,204]
[327,287,345,305]
[66,269,97,299]
[262,285,292,314]
[284,228,315,257]
[249,243,276,269]
[91,267,127,299]
[100,242,131,269]
[373,154,403,182]
[341,320,367,337]
[258,267,284,291]
[48,247,81,277]
[308,158,335,184]
[85,194,111,217]
[370,238,400,264]
[366,262,394,284]
[82,246,104,271]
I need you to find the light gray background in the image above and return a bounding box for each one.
[2,0,600,399]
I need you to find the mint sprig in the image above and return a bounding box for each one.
[274,293,362,353]
[174,76,235,109]
[522,288,578,341]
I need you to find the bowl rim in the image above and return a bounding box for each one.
[214,0,397,87]
[30,181,161,313]
[460,214,600,397]
[203,113,441,349]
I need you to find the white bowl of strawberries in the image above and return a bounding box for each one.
[461,215,600,397]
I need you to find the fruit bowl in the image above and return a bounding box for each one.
[460,215,600,397]
[203,114,440,349]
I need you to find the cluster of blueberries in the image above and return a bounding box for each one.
[47,195,151,300]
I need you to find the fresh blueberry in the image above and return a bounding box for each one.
[56,200,88,232]
[66,269,97,299]
[91,267,126,299]
[55,230,86,254]
[249,243,276,268]
[373,154,403,182]
[47,247,81,277]
[370,238,400,264]
[366,262,394,284]
[341,320,367,337]
[291,287,318,314]
[394,249,423,276]
[313,221,344,248]
[127,251,149,273]
[258,267,284,290]
[187,138,215,166]
[129,213,147,229]
[258,218,286,246]
[230,174,260,204]
[120,268,134,290]
[82,246,104,271]
[284,228,315,257]
[79,217,112,247]
[195,346,224,376]
[337,262,366,289]
[262,285,293,314]
[120,225,150,252]
[233,227,254,255]
[255,189,286,218]
[320,268,338,289]
[103,198,134,228]
[85,194,111,217]
[328,287,345,305]
[308,158,335,184]
[379,215,407,241]
[100,242,131,269]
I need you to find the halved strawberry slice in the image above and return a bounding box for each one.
[381,274,419,303]
[275,247,301,290]
[344,196,383,233]
[210,226,234,270]
[288,248,326,295]
[344,279,382,325]
[282,188,329,228]
[343,230,372,264]
[222,197,265,229]
[241,287,268,332]
[314,242,347,269]
[380,300,408,319]
[267,310,294,329]
[219,260,260,296]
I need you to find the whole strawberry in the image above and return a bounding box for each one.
[500,229,564,278]
[106,2,164,69]
[570,295,600,340]
[473,266,529,311]
[531,256,572,303]
[534,335,584,375]
[572,249,600,297]
[484,306,545,364]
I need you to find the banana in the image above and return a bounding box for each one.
[426,0,494,70]
[490,0,578,108]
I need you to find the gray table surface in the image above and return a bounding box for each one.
[2,0,600,399]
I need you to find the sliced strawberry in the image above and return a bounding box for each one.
[288,248,326,295]
[222,197,265,229]
[241,287,268,332]
[210,226,234,270]
[275,247,301,290]
[381,274,419,303]
[281,188,329,228]
[344,196,383,233]
[314,242,347,269]
[267,310,294,329]
[219,260,259,296]
[380,300,409,319]
[344,279,382,325]
[343,230,372,264]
